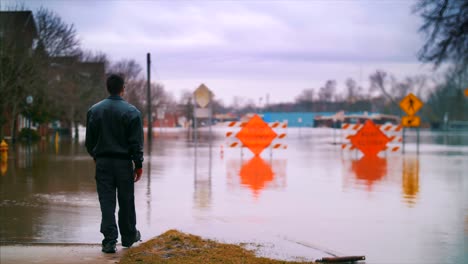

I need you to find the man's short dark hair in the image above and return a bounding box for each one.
[106,74,124,95]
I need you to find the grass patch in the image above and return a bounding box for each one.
[119,230,316,264]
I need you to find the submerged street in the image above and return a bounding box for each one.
[1,128,467,263]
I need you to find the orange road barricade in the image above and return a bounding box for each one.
[224,118,288,152]
[341,122,402,155]
[340,122,363,152]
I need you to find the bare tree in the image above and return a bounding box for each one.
[318,80,336,102]
[1,7,83,140]
[405,75,428,98]
[109,59,142,81]
[0,9,46,140]
[413,0,468,70]
[369,70,397,103]
[294,88,315,111]
[211,98,226,114]
[295,88,315,103]
[390,76,412,100]
[108,59,146,113]
[35,7,80,57]
[149,83,173,120]
[179,90,194,126]
[230,96,245,110]
[345,78,363,103]
[424,66,468,123]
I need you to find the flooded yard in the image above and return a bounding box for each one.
[1,128,467,263]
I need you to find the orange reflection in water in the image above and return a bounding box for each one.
[239,156,274,196]
[226,157,286,198]
[1,158,7,176]
[351,156,387,190]
[402,158,419,206]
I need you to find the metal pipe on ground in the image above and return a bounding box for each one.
[316,255,366,263]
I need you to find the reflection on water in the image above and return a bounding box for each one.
[0,140,98,243]
[402,157,420,206]
[0,129,467,263]
[351,156,387,191]
[345,155,421,206]
[145,158,152,225]
[55,135,59,155]
[226,156,286,198]
[1,158,7,176]
[18,144,34,169]
[240,157,274,197]
[193,143,212,209]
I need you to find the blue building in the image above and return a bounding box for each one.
[262,112,378,127]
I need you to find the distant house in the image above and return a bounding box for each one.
[0,11,39,139]
[314,113,399,128]
[1,11,107,140]
[49,56,106,86]
[260,111,394,128]
[0,11,38,52]
[214,113,238,123]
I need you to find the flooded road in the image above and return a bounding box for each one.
[1,128,467,263]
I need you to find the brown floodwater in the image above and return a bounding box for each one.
[0,128,467,263]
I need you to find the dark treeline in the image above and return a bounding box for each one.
[0,7,174,141]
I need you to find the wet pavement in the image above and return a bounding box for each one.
[0,244,123,264]
[0,127,467,263]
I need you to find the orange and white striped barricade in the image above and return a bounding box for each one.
[269,121,288,153]
[224,121,247,150]
[379,123,403,154]
[340,122,363,154]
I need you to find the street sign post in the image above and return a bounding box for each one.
[402,116,421,127]
[193,83,214,145]
[399,93,424,154]
[399,93,423,116]
[194,84,212,108]
[194,108,211,118]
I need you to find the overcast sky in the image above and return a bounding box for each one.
[5,0,433,105]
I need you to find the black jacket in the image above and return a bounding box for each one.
[85,95,144,169]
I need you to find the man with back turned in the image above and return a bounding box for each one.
[85,74,143,253]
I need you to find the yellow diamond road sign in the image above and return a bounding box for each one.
[194,84,212,108]
[400,93,423,116]
[402,116,421,127]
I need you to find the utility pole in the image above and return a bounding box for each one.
[147,53,152,147]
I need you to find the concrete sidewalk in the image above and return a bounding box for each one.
[0,244,128,264]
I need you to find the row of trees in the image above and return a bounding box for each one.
[1,7,106,140]
[222,65,467,127]
[0,7,175,141]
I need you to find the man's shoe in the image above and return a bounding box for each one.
[122,230,141,248]
[102,242,117,253]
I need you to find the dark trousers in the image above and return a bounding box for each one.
[95,158,137,245]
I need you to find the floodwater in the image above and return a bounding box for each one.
[1,127,467,264]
